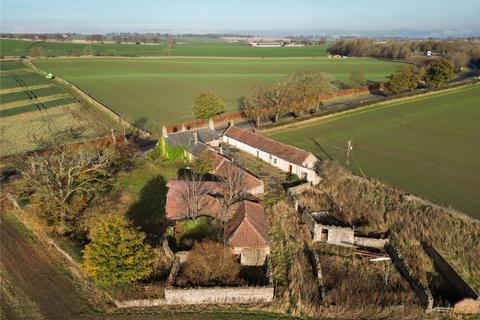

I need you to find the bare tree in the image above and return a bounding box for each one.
[217,165,247,243]
[243,83,272,130]
[178,172,210,220]
[13,144,110,233]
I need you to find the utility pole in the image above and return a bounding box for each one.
[346,140,353,167]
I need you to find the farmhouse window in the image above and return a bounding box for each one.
[273,158,277,164]
[302,171,308,180]
[321,229,329,241]
[288,164,293,173]
[256,151,259,157]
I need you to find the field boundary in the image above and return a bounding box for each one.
[261,83,479,135]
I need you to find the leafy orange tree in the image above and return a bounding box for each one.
[83,214,154,287]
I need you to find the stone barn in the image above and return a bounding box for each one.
[222,125,321,184]
[225,201,270,266]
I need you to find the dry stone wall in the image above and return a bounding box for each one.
[164,287,274,305]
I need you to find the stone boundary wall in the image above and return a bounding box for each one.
[354,236,388,249]
[164,287,274,305]
[386,244,434,311]
[286,182,312,198]
[423,245,478,300]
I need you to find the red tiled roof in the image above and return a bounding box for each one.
[224,126,313,166]
[165,180,222,220]
[225,201,269,249]
[213,157,264,194]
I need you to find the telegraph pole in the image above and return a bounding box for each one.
[346,140,353,167]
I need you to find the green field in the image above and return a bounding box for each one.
[33,57,401,131]
[0,60,119,156]
[267,85,480,218]
[1,38,329,58]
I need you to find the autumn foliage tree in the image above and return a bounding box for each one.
[424,59,455,88]
[83,214,154,287]
[193,92,226,120]
[13,144,110,235]
[385,65,424,94]
[175,240,241,286]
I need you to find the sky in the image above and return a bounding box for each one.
[1,0,479,36]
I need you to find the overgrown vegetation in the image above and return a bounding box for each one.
[317,161,480,295]
[175,240,241,287]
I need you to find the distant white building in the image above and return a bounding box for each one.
[249,41,284,47]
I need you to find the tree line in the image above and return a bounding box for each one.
[329,38,480,70]
[192,72,338,128]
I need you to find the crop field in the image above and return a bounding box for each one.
[0,60,120,156]
[1,38,329,58]
[33,57,401,131]
[267,85,480,218]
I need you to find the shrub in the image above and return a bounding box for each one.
[175,240,241,286]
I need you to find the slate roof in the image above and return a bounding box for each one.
[223,126,314,166]
[165,180,222,220]
[164,127,219,156]
[225,201,269,249]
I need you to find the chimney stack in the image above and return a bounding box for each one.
[180,124,186,132]
[193,131,198,145]
[208,118,214,130]
[228,120,234,127]
[162,126,168,138]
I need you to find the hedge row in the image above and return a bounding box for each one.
[0,97,77,117]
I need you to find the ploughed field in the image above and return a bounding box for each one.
[0,60,118,156]
[268,85,480,218]
[1,38,330,58]
[33,57,401,132]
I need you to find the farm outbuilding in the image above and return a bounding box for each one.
[223,125,321,184]
[225,200,270,266]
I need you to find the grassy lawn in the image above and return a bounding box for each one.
[115,160,183,245]
[267,85,480,218]
[33,57,402,132]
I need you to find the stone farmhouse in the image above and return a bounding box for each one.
[162,126,269,266]
[225,200,270,266]
[223,126,321,184]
